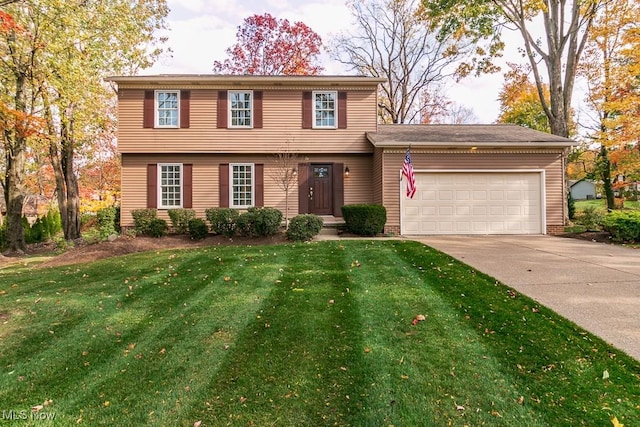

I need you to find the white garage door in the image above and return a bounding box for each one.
[402,172,543,235]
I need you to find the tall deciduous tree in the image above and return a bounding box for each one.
[419,89,479,124]
[0,0,168,246]
[421,0,600,138]
[213,13,323,75]
[497,63,551,132]
[0,9,44,252]
[580,0,639,209]
[330,0,473,124]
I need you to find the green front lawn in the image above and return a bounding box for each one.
[0,241,638,426]
[575,199,640,212]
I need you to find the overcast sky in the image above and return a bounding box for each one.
[148,0,529,123]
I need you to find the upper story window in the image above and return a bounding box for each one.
[229,91,253,128]
[156,91,179,128]
[230,163,254,208]
[159,163,182,208]
[313,91,337,128]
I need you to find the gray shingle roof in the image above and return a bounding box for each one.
[367,124,574,148]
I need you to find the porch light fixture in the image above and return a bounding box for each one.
[344,166,350,177]
[292,167,297,177]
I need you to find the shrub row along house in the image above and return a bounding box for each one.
[107,75,574,235]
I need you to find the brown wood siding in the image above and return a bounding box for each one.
[379,150,565,233]
[121,153,374,227]
[117,89,377,154]
[372,148,384,205]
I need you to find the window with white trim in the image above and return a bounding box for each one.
[156,91,179,127]
[313,91,337,128]
[231,163,254,207]
[229,91,253,128]
[159,163,182,208]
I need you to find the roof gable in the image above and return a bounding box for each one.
[367,124,574,148]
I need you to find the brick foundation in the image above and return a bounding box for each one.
[546,224,565,235]
[384,225,401,236]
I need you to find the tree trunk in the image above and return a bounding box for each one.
[3,73,28,254]
[599,145,615,210]
[49,120,81,241]
[4,155,26,253]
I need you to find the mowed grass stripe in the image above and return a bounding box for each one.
[345,241,546,425]
[190,242,371,426]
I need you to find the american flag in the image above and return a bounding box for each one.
[402,147,417,198]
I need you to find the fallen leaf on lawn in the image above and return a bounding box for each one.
[611,416,624,427]
[104,401,110,407]
[603,370,610,380]
[239,396,247,404]
[328,299,335,304]
[31,405,44,412]
[400,374,409,380]
[412,314,426,325]
[340,366,348,371]
[517,396,524,405]
[224,276,231,282]
[128,343,136,350]
[194,421,202,427]
[491,410,502,417]
[455,404,465,411]
[159,348,166,355]
[364,347,371,353]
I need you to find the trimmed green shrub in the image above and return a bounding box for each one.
[97,207,118,238]
[341,204,387,236]
[113,206,121,233]
[205,208,239,238]
[237,207,283,237]
[575,205,603,231]
[601,211,640,242]
[567,193,576,220]
[188,218,209,240]
[131,209,157,235]
[286,214,323,242]
[168,208,196,234]
[148,218,168,238]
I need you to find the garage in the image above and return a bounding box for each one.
[367,124,574,236]
[401,171,544,235]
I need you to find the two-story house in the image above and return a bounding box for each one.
[107,75,573,235]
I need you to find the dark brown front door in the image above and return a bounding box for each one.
[309,164,333,215]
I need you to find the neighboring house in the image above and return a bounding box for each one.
[569,179,596,200]
[107,75,574,235]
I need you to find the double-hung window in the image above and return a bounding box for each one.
[230,163,254,207]
[156,91,179,127]
[159,163,182,208]
[313,91,337,128]
[229,91,253,128]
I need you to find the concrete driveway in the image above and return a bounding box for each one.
[414,235,640,361]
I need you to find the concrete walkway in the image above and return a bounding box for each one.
[414,235,640,361]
